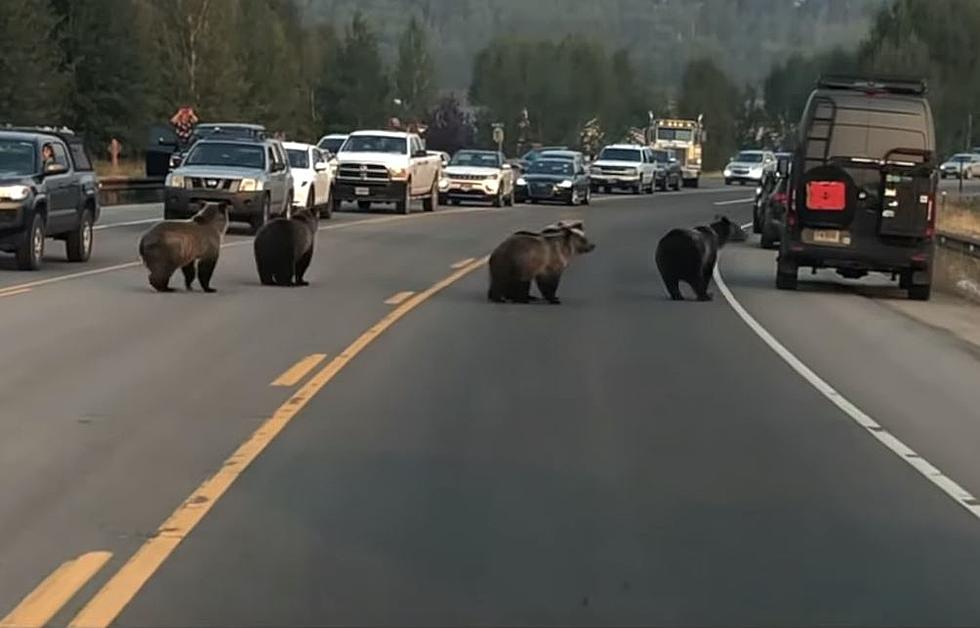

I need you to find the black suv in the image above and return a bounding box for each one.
[0,128,100,269]
[150,123,267,176]
[777,75,937,300]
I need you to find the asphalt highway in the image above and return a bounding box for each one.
[2,180,980,627]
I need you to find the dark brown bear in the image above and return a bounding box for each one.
[138,201,229,292]
[655,215,744,301]
[487,223,595,304]
[253,208,318,287]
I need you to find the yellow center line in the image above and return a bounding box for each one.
[384,290,416,305]
[67,255,490,628]
[270,354,327,387]
[0,288,32,298]
[450,257,475,269]
[1,551,111,628]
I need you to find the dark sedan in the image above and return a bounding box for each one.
[515,158,591,205]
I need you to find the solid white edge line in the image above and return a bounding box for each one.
[713,262,980,520]
[714,197,756,206]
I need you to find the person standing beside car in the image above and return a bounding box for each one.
[170,106,199,149]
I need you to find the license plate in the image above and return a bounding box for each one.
[354,187,370,196]
[813,229,842,244]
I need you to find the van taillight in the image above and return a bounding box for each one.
[806,181,846,211]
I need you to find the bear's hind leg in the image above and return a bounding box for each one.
[181,262,197,290]
[197,257,218,293]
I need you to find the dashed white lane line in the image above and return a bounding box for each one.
[94,218,161,231]
[714,197,755,206]
[713,264,980,521]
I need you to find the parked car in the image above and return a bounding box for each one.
[331,130,441,214]
[438,150,515,207]
[0,128,100,269]
[283,141,333,219]
[777,75,937,300]
[724,150,776,185]
[589,144,657,194]
[164,138,293,233]
[162,123,267,172]
[650,148,683,191]
[515,158,590,205]
[939,153,980,179]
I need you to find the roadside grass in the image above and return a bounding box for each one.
[939,197,980,239]
[94,159,145,178]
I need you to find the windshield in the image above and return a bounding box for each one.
[451,152,501,168]
[319,137,347,154]
[950,154,973,162]
[528,160,573,176]
[657,128,693,142]
[185,143,265,169]
[0,140,36,175]
[598,148,642,162]
[735,152,764,163]
[341,135,407,155]
[287,149,309,169]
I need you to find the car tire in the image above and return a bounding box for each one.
[250,195,271,234]
[320,188,334,220]
[282,192,293,217]
[423,180,437,212]
[66,209,94,262]
[16,213,45,271]
[673,177,682,191]
[689,177,699,188]
[908,282,932,301]
[776,265,798,290]
[760,230,778,249]
[396,182,411,215]
[493,190,503,207]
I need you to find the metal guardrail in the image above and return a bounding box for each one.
[937,231,980,260]
[98,176,164,206]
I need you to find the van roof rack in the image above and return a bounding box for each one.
[817,74,927,96]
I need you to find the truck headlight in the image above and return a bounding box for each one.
[438,177,450,191]
[389,167,409,181]
[516,177,527,186]
[166,174,185,189]
[558,180,573,189]
[239,178,264,192]
[0,185,31,201]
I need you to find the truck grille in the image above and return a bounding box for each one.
[338,163,390,183]
[595,166,634,175]
[189,177,237,191]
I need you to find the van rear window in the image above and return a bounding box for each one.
[807,181,847,211]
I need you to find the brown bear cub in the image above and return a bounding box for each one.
[487,222,595,304]
[138,201,229,292]
[253,208,318,287]
[655,215,744,301]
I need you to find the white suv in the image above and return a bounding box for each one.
[589,144,657,194]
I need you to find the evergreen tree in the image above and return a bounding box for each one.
[678,57,738,169]
[0,0,66,126]
[395,15,436,122]
[330,12,390,130]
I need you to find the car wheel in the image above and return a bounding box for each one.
[761,230,778,249]
[908,282,932,301]
[493,189,503,207]
[321,187,334,220]
[422,180,437,212]
[66,209,94,262]
[282,192,293,217]
[775,264,798,290]
[16,213,45,270]
[397,182,411,215]
[647,179,656,194]
[251,195,271,234]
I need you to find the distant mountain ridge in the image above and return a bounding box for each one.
[305,0,887,89]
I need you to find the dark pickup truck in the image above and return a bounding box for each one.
[0,128,100,269]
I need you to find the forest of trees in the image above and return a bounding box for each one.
[0,0,976,166]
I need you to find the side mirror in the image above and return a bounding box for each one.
[44,162,68,175]
[314,161,328,172]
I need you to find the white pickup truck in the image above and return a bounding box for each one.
[331,130,442,214]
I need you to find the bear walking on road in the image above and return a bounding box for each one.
[253,208,318,287]
[487,222,595,304]
[138,201,229,293]
[655,215,744,301]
